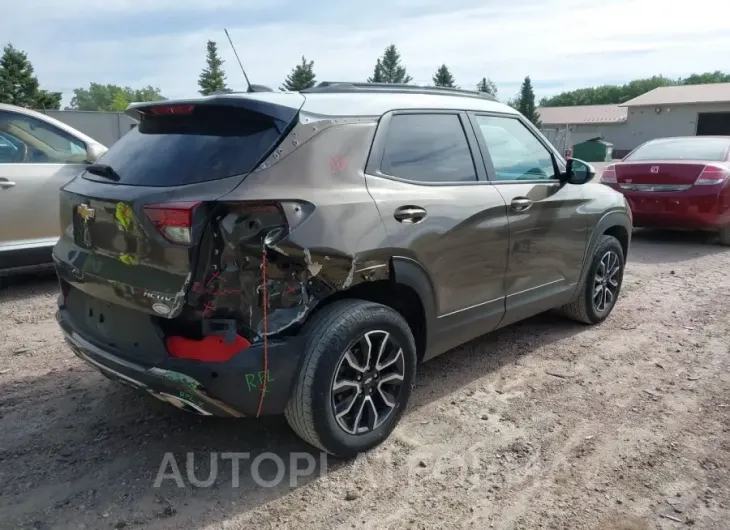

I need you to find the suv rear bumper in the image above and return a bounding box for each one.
[56,306,305,417]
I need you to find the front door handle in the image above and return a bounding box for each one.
[394,206,427,224]
[0,179,16,189]
[511,197,533,211]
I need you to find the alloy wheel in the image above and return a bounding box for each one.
[331,330,405,435]
[593,250,621,313]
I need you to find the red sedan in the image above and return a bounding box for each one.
[600,136,730,244]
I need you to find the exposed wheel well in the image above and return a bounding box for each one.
[312,280,427,361]
[604,224,629,259]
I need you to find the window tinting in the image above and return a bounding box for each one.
[381,114,477,183]
[87,105,287,186]
[626,138,730,162]
[0,111,87,164]
[474,115,557,181]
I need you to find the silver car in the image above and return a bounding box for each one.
[0,103,106,278]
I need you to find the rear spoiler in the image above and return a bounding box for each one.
[125,93,306,126]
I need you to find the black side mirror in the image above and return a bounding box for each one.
[563,157,595,185]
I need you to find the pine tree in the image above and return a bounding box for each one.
[517,76,540,126]
[476,77,498,97]
[432,65,456,87]
[367,59,385,83]
[0,44,61,109]
[369,45,412,84]
[280,56,317,91]
[198,40,228,96]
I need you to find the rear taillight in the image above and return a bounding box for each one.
[143,201,201,245]
[600,164,617,184]
[695,165,730,186]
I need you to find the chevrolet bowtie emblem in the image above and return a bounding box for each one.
[77,204,96,222]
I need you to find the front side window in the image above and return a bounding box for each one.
[0,111,87,164]
[380,113,477,183]
[475,115,557,181]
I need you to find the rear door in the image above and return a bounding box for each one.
[364,111,510,357]
[0,110,89,254]
[53,95,303,317]
[468,113,590,327]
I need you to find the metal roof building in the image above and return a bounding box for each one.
[537,83,730,156]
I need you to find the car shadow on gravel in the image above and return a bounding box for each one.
[629,229,730,264]
[0,271,57,300]
[0,307,588,529]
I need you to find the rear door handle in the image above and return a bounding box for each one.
[511,197,533,211]
[394,206,427,224]
[0,179,16,189]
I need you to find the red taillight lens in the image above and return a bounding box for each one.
[600,164,617,184]
[148,104,195,115]
[143,201,201,245]
[695,165,730,186]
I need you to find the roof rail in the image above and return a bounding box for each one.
[301,82,498,102]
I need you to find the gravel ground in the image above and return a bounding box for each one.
[1,229,728,530]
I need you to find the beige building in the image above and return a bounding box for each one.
[538,82,730,157]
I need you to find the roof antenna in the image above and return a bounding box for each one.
[224,28,252,92]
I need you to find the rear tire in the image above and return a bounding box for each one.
[718,226,730,246]
[284,299,417,458]
[561,234,625,324]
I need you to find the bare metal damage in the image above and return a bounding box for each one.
[188,218,389,341]
[178,115,390,343]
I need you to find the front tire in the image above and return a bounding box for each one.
[284,299,417,458]
[562,234,625,324]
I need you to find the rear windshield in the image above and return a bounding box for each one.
[625,137,730,162]
[86,104,289,186]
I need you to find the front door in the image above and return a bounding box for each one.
[469,113,590,327]
[364,111,510,357]
[0,110,89,254]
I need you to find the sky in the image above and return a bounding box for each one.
[2,0,729,107]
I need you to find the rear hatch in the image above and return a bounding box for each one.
[53,94,304,320]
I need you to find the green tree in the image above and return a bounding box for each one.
[517,76,540,126]
[432,64,456,87]
[539,71,730,107]
[679,71,730,85]
[367,59,385,83]
[198,40,228,96]
[476,77,498,97]
[68,83,165,111]
[0,44,61,109]
[280,56,317,91]
[368,45,412,84]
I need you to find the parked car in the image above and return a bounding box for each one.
[599,136,730,244]
[52,83,631,457]
[0,103,107,278]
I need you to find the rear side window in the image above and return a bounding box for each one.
[380,114,477,183]
[88,104,288,186]
[626,138,730,162]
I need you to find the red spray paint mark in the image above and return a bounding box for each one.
[206,271,223,286]
[329,157,349,173]
[193,282,240,296]
[202,301,215,317]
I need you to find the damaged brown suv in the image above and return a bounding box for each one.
[53,82,632,457]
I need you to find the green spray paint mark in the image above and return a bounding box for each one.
[245,370,274,394]
[162,371,201,389]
